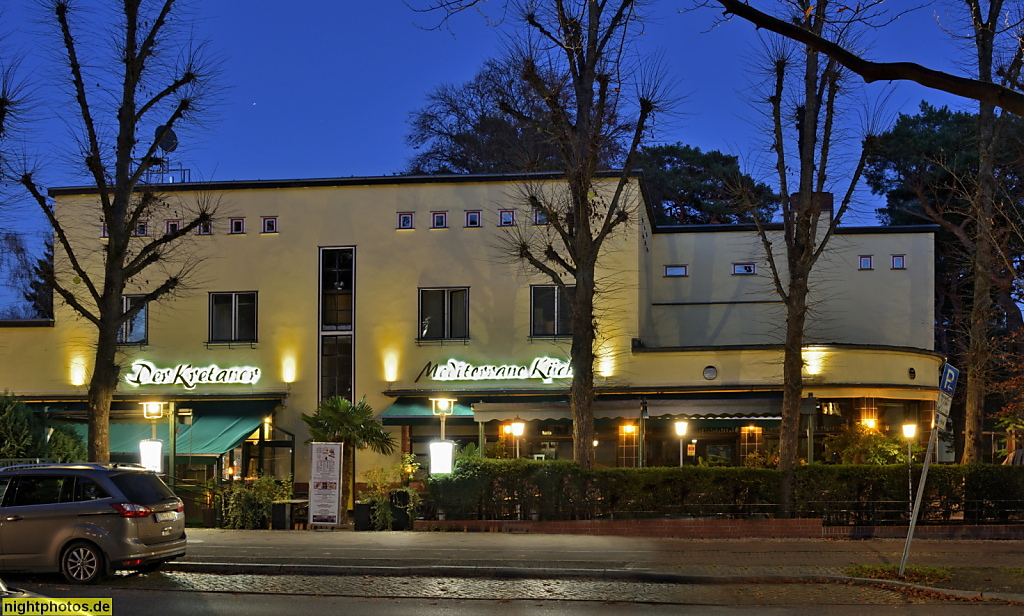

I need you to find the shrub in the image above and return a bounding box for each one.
[221,476,292,529]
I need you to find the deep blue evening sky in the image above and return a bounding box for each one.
[1,1,969,271]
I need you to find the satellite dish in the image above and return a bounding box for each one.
[156,125,178,153]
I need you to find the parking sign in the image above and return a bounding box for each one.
[940,364,959,397]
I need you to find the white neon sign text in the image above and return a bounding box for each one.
[124,360,261,390]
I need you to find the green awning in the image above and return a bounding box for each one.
[379,397,474,424]
[69,416,262,456]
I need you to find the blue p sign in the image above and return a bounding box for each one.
[940,364,959,397]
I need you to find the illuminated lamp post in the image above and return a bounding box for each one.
[903,423,917,517]
[675,421,688,467]
[511,418,525,458]
[429,396,457,475]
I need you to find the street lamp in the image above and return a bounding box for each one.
[430,396,457,440]
[511,418,525,458]
[902,423,917,517]
[674,421,688,467]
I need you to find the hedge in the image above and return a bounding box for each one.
[423,459,1024,525]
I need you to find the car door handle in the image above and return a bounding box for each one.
[4,515,23,521]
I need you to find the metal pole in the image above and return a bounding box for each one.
[440,414,446,441]
[899,424,938,576]
[907,440,913,518]
[679,438,684,468]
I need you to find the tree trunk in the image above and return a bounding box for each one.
[87,324,119,463]
[570,272,596,470]
[778,272,809,517]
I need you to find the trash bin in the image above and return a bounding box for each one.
[271,501,291,530]
[354,501,372,531]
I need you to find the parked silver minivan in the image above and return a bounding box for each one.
[0,463,186,584]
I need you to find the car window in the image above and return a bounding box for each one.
[109,472,175,504]
[74,478,111,501]
[8,475,74,507]
[0,476,10,505]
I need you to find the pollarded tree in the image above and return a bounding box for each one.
[17,0,218,462]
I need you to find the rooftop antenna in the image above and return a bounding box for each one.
[152,125,179,183]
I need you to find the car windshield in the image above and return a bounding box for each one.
[109,472,176,505]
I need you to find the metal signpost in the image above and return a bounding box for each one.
[899,364,958,576]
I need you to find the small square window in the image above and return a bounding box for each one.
[262,216,278,234]
[859,255,874,270]
[229,218,246,235]
[891,254,906,270]
[533,208,550,225]
[197,221,213,235]
[664,265,688,277]
[397,212,415,229]
[465,211,482,228]
[134,221,149,237]
[732,262,756,275]
[165,220,181,236]
[498,210,516,226]
[431,212,448,229]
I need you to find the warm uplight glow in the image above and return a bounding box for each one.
[511,420,525,437]
[674,421,688,437]
[803,347,827,375]
[860,418,878,430]
[503,424,513,435]
[741,425,763,435]
[621,424,637,435]
[597,351,615,378]
[69,357,87,386]
[903,423,917,439]
[383,352,399,383]
[281,356,297,383]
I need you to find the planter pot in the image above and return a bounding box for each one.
[354,502,372,531]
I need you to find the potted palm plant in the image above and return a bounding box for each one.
[301,396,397,527]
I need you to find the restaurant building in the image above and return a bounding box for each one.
[0,173,942,486]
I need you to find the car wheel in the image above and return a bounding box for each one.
[61,541,105,584]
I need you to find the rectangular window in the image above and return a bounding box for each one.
[397,212,414,229]
[891,254,906,270]
[664,265,688,277]
[732,263,756,275]
[465,211,482,228]
[101,223,108,238]
[321,248,354,330]
[134,221,149,237]
[321,335,353,401]
[498,210,516,226]
[229,218,246,235]
[533,207,550,225]
[531,285,573,337]
[859,255,874,270]
[419,288,469,340]
[118,295,148,344]
[262,216,278,234]
[197,220,213,235]
[165,220,181,236]
[209,292,257,342]
[431,212,448,229]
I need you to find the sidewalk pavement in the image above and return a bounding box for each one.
[169,528,1024,602]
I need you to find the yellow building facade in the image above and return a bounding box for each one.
[0,173,941,486]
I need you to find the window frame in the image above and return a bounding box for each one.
[732,262,756,275]
[533,207,550,226]
[208,291,258,343]
[397,212,415,229]
[465,211,482,228]
[165,220,182,236]
[261,216,278,234]
[133,220,149,237]
[320,247,354,332]
[498,209,516,227]
[664,265,689,277]
[430,211,448,229]
[891,254,906,270]
[418,287,469,341]
[229,218,246,235]
[530,285,574,338]
[197,220,213,235]
[859,255,874,270]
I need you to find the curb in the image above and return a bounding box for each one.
[163,561,1024,602]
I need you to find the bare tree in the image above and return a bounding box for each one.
[736,3,873,513]
[420,0,664,468]
[17,0,217,462]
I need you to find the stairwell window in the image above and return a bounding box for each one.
[209,292,257,343]
[118,296,148,345]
